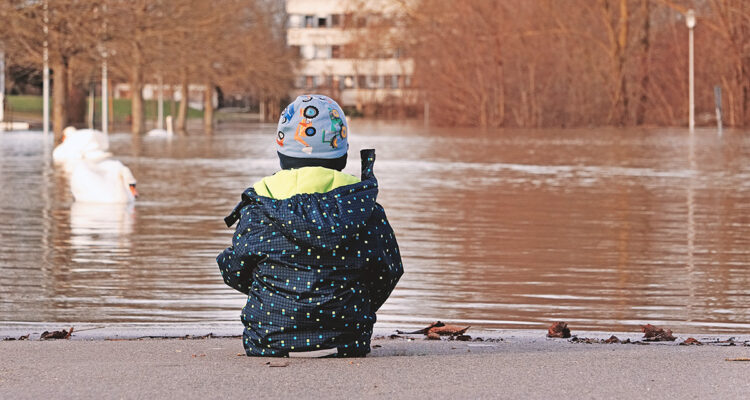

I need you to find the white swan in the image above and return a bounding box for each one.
[53,127,111,167]
[146,115,174,137]
[70,159,138,203]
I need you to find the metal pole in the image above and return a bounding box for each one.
[424,100,430,127]
[157,74,164,130]
[0,48,5,124]
[689,27,695,131]
[88,81,95,129]
[101,1,108,136]
[686,9,696,131]
[43,0,50,137]
[714,86,723,137]
[102,57,108,135]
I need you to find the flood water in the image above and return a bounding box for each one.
[2,122,750,333]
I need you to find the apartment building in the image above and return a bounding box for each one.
[285,0,414,110]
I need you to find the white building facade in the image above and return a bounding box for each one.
[286,0,414,109]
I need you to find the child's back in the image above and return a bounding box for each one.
[217,95,403,357]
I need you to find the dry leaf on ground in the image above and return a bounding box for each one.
[641,324,676,341]
[547,322,571,338]
[396,321,445,335]
[41,327,74,340]
[680,337,702,346]
[428,325,470,336]
[603,335,621,344]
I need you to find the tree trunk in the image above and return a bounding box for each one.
[130,73,145,134]
[616,0,629,125]
[51,59,68,143]
[130,46,145,135]
[635,0,651,125]
[176,70,188,134]
[108,79,114,128]
[203,81,214,135]
[66,66,87,127]
[743,61,750,127]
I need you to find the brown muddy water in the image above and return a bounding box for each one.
[1,122,749,333]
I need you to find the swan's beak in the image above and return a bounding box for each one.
[129,184,139,198]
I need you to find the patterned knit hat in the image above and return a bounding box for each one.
[276,94,349,169]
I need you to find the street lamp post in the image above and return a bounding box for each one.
[101,2,109,136]
[43,0,50,137]
[1,48,5,124]
[686,9,696,131]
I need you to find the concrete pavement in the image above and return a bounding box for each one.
[2,327,749,399]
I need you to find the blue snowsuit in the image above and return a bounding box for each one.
[217,150,403,357]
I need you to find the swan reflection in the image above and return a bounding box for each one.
[70,202,135,259]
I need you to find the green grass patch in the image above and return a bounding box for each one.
[5,95,203,123]
[6,95,47,114]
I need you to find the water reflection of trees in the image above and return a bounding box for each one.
[380,129,750,332]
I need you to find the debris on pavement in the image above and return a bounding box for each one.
[570,335,635,345]
[603,335,624,344]
[397,321,445,335]
[397,321,471,340]
[429,325,470,336]
[2,334,30,341]
[641,324,676,342]
[680,337,702,346]
[705,337,737,346]
[41,327,74,340]
[266,361,289,367]
[547,322,571,338]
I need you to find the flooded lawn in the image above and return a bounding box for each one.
[2,122,749,333]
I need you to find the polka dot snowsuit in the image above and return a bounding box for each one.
[218,149,403,357]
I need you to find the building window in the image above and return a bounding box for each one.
[390,75,399,89]
[357,75,367,88]
[315,45,331,59]
[331,14,341,27]
[366,75,384,89]
[295,76,305,89]
[318,17,327,28]
[343,76,354,89]
[304,15,315,28]
[288,15,302,28]
[331,45,341,59]
[301,45,315,60]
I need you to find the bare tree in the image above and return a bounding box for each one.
[1,0,100,141]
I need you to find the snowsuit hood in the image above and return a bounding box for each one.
[218,149,403,357]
